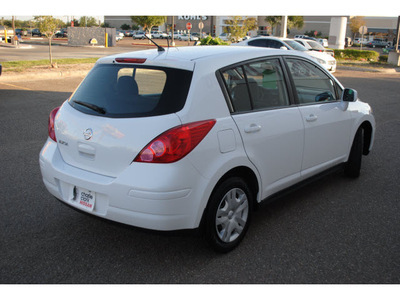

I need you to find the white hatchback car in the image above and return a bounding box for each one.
[40,46,375,252]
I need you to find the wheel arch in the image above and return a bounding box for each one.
[360,120,373,155]
[198,165,260,230]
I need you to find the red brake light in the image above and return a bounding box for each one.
[115,58,146,64]
[134,120,216,163]
[48,107,60,142]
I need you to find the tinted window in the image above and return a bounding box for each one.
[248,39,267,47]
[264,40,283,49]
[69,64,193,118]
[222,66,252,112]
[243,59,289,109]
[248,39,283,49]
[306,40,325,50]
[286,58,337,104]
[221,58,289,112]
[282,40,308,51]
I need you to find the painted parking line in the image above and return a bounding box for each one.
[0,82,34,91]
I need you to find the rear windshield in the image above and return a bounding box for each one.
[306,40,325,50]
[69,64,193,118]
[283,40,308,51]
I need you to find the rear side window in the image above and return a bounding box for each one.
[69,64,193,118]
[221,58,289,112]
[248,39,283,49]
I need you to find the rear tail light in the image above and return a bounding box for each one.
[48,107,60,142]
[134,119,216,163]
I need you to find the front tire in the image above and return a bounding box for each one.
[204,177,253,253]
[344,127,364,178]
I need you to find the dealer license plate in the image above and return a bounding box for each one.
[75,187,95,212]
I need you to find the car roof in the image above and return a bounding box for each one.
[97,45,312,71]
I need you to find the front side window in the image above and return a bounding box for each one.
[69,64,192,118]
[221,58,289,112]
[285,58,337,104]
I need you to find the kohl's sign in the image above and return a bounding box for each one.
[178,16,208,21]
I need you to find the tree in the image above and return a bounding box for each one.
[120,24,131,30]
[34,16,61,68]
[224,16,258,43]
[265,16,281,35]
[264,16,304,35]
[130,16,166,33]
[79,16,99,27]
[349,16,366,39]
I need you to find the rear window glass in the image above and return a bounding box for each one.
[69,64,193,118]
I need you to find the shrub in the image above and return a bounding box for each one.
[333,49,379,62]
[379,55,388,63]
[199,35,229,46]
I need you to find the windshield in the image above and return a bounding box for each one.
[283,40,308,51]
[69,64,193,118]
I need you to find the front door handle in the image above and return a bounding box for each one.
[244,124,262,133]
[306,114,318,122]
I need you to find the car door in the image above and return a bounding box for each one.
[284,57,353,177]
[220,57,304,199]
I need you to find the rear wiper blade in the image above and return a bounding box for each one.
[72,100,106,114]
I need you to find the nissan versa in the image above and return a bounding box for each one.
[39,46,375,252]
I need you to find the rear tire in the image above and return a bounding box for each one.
[204,177,253,253]
[344,127,363,178]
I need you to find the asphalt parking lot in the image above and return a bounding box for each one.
[1,49,400,284]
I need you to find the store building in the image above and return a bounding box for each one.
[104,15,398,42]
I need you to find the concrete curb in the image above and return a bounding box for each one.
[337,65,400,74]
[0,69,91,82]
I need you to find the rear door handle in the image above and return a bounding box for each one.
[306,114,318,122]
[244,124,262,133]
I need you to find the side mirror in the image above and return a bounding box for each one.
[342,88,358,102]
[280,46,288,50]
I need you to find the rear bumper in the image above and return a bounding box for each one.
[39,139,207,231]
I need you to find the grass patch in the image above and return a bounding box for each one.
[2,58,99,72]
[337,59,393,69]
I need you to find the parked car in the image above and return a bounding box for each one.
[55,29,68,38]
[116,31,124,41]
[354,38,368,45]
[317,38,328,47]
[294,35,317,41]
[123,30,134,37]
[31,28,42,37]
[366,39,389,48]
[15,28,28,36]
[191,32,207,39]
[179,33,199,41]
[237,36,337,72]
[218,32,231,41]
[295,38,334,56]
[169,31,181,40]
[132,31,151,39]
[40,46,375,253]
[151,31,169,39]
